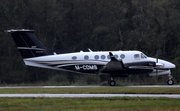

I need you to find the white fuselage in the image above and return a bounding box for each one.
[23,50,175,76]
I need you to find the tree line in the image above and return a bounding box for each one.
[0,0,180,84]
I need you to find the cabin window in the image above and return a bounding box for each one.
[114,54,118,59]
[72,56,77,60]
[134,54,140,59]
[107,54,118,59]
[84,55,89,60]
[94,55,99,60]
[107,55,110,59]
[101,55,106,60]
[120,54,125,59]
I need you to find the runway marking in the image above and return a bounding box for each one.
[0,94,180,98]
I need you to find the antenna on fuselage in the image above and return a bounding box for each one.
[88,48,93,52]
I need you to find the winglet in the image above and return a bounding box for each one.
[109,52,117,61]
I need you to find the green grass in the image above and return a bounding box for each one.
[0,87,180,111]
[0,97,180,111]
[0,87,180,94]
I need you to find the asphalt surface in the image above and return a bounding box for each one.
[0,94,180,98]
[0,85,180,88]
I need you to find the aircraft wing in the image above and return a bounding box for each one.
[100,52,154,75]
[100,52,126,73]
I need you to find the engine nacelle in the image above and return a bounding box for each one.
[149,69,170,76]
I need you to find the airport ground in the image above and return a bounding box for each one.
[0,86,180,111]
[0,97,180,111]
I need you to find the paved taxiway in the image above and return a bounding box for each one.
[0,94,180,98]
[0,85,180,88]
[0,85,180,98]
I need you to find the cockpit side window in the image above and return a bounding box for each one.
[141,53,147,59]
[141,53,144,59]
[134,54,140,59]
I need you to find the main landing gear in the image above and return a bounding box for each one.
[108,77,116,86]
[167,73,174,85]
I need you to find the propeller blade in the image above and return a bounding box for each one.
[156,51,158,63]
[156,51,158,76]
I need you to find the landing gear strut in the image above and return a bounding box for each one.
[167,73,174,85]
[108,77,116,86]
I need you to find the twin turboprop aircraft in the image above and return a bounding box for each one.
[5,29,176,86]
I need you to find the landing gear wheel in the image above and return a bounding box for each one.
[167,79,174,85]
[109,80,116,86]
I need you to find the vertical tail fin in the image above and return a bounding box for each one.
[5,29,47,58]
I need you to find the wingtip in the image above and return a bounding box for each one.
[109,52,113,56]
[109,52,117,61]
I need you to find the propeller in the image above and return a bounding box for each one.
[156,51,158,63]
[156,51,158,75]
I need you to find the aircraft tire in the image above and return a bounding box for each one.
[167,79,174,85]
[109,80,116,86]
[108,79,111,84]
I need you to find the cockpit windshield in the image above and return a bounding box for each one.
[141,53,147,59]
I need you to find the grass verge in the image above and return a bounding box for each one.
[0,87,180,94]
[0,97,180,111]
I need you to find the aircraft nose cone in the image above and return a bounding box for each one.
[164,62,176,69]
[157,59,176,69]
[170,63,176,68]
